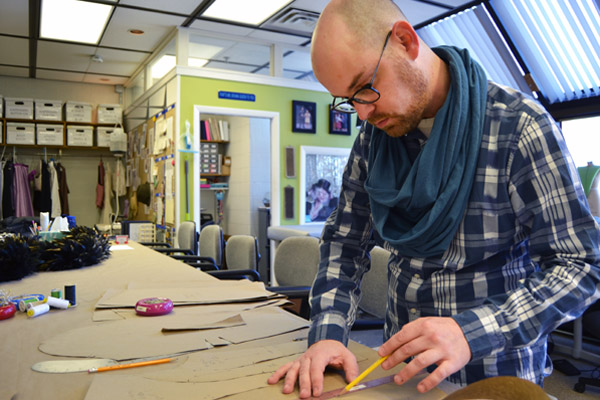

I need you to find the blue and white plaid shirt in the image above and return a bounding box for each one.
[308,82,600,386]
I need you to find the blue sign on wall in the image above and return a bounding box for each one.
[218,91,256,102]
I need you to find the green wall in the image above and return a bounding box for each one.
[178,75,359,225]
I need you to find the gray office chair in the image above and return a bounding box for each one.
[269,236,321,319]
[353,246,390,330]
[199,224,224,268]
[225,234,260,271]
[141,221,198,255]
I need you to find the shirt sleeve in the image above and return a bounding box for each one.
[308,126,377,346]
[453,111,600,361]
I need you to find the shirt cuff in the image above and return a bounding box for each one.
[308,311,349,346]
[452,306,506,361]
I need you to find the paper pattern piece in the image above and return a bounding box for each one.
[39,307,308,360]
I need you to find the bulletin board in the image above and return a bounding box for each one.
[127,105,176,242]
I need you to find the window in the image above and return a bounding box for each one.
[561,115,600,167]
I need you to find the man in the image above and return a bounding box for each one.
[268,0,600,398]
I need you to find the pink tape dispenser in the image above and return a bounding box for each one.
[135,297,174,316]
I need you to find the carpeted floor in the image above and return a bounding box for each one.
[348,329,600,399]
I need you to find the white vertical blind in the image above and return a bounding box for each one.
[417,4,531,94]
[491,0,600,104]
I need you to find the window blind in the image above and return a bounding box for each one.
[417,4,531,95]
[490,0,600,104]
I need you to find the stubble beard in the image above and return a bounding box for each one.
[369,58,429,138]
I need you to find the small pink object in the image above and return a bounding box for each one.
[135,297,173,316]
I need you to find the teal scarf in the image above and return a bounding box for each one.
[364,46,487,258]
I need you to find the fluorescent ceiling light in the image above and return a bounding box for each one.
[203,0,291,25]
[40,0,113,44]
[152,55,175,79]
[189,58,209,68]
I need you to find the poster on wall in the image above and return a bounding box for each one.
[300,146,351,224]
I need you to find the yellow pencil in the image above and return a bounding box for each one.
[339,355,389,396]
[88,357,172,373]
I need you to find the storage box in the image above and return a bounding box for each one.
[0,95,3,117]
[97,104,122,124]
[0,121,3,144]
[67,125,93,147]
[35,99,63,121]
[96,126,123,147]
[7,122,35,145]
[37,124,64,146]
[65,101,93,123]
[5,98,34,119]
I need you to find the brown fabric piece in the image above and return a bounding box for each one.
[96,161,105,209]
[56,163,70,215]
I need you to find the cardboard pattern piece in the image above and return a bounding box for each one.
[39,307,309,360]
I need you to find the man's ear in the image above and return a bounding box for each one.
[391,20,419,60]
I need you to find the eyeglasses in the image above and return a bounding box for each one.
[332,31,392,114]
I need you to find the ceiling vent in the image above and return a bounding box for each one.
[262,7,319,37]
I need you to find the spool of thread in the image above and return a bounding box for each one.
[11,294,45,312]
[64,284,76,306]
[27,303,50,318]
[51,288,62,299]
[46,296,70,309]
[19,299,45,312]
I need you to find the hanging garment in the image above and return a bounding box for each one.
[0,160,5,218]
[32,159,43,214]
[113,159,126,197]
[56,162,70,215]
[40,161,52,213]
[99,161,113,225]
[13,163,35,217]
[49,161,61,218]
[96,160,105,209]
[2,160,15,218]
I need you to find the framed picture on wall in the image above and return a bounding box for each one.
[292,100,316,133]
[300,146,351,224]
[329,105,351,135]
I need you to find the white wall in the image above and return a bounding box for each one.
[249,118,270,238]
[225,116,251,235]
[1,76,121,227]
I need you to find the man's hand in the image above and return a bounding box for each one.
[378,317,471,393]
[267,339,359,398]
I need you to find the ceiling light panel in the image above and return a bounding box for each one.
[203,0,292,25]
[40,0,114,44]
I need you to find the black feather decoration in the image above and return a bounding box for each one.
[0,227,111,282]
[0,235,40,282]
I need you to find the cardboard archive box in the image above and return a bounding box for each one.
[7,122,35,145]
[65,101,93,123]
[97,104,122,124]
[37,124,64,146]
[96,126,124,147]
[35,99,63,121]
[67,125,93,147]
[5,98,34,119]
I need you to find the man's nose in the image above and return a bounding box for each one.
[354,103,376,121]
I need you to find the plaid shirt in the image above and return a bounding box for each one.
[308,82,600,386]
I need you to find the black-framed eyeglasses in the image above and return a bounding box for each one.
[332,31,392,114]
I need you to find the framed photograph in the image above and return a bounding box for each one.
[292,100,316,133]
[329,105,351,135]
[300,146,351,224]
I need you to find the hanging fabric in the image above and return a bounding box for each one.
[49,161,61,218]
[13,163,34,217]
[0,159,5,218]
[32,159,43,214]
[56,162,70,215]
[96,160,105,209]
[3,160,15,218]
[99,161,113,225]
[40,161,52,213]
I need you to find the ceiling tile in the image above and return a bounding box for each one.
[0,36,28,65]
[37,41,94,71]
[395,0,454,25]
[100,7,185,52]
[88,47,147,76]
[0,0,29,36]
[248,29,310,45]
[83,74,128,85]
[0,65,29,78]
[36,69,86,83]
[189,19,255,37]
[118,0,201,15]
